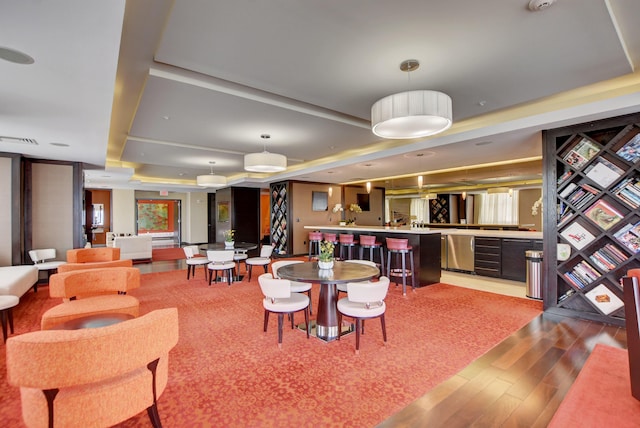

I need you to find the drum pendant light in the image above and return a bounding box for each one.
[244,134,287,172]
[197,161,226,187]
[371,60,452,139]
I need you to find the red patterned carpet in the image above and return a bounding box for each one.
[0,268,542,427]
[151,247,186,261]
[549,344,640,427]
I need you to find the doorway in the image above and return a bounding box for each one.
[135,199,181,247]
[85,189,111,247]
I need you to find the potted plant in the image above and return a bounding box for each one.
[318,240,335,269]
[346,203,362,225]
[224,229,235,248]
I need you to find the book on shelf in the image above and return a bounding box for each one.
[585,157,625,188]
[564,183,598,210]
[558,289,576,303]
[563,137,600,169]
[584,284,624,315]
[611,177,640,209]
[559,182,578,199]
[563,271,586,290]
[616,133,640,163]
[584,199,624,231]
[563,260,599,289]
[557,212,574,229]
[557,170,574,186]
[613,221,640,254]
[560,222,596,250]
[589,244,629,273]
[570,260,600,285]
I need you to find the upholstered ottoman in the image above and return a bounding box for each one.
[41,295,140,330]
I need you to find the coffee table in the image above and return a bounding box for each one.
[50,313,135,330]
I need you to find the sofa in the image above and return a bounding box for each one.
[6,308,179,428]
[0,265,39,297]
[113,235,153,261]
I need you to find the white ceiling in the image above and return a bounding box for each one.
[1,0,640,193]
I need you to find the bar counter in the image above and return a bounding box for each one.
[304,225,445,287]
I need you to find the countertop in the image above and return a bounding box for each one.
[304,225,543,239]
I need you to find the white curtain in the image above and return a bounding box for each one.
[385,198,391,223]
[410,198,430,223]
[478,190,519,224]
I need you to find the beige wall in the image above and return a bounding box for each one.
[0,157,11,265]
[31,163,73,256]
[185,191,208,243]
[289,183,385,255]
[290,183,342,255]
[112,189,136,234]
[344,186,385,225]
[518,188,543,231]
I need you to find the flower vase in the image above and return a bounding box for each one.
[225,241,234,248]
[318,260,334,270]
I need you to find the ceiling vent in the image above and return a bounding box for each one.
[0,136,38,145]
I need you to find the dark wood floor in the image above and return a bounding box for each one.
[377,312,627,427]
[143,260,628,427]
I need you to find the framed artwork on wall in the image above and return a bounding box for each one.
[357,193,370,211]
[312,191,328,211]
[217,201,230,222]
[136,200,175,233]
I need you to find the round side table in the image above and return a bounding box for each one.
[0,295,19,343]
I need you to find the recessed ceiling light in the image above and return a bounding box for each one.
[178,172,185,177]
[0,46,34,64]
[162,115,170,120]
[49,142,69,147]
[528,0,556,12]
[403,151,435,159]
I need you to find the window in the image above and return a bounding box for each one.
[477,191,519,224]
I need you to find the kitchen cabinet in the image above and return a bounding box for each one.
[501,238,543,282]
[474,237,501,278]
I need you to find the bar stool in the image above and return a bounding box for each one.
[323,233,339,259]
[308,231,323,260]
[358,235,384,273]
[339,234,358,260]
[386,237,416,296]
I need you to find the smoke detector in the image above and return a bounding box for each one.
[528,0,556,11]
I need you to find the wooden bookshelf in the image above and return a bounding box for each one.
[543,113,640,326]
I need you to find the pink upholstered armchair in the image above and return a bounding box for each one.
[41,267,141,330]
[61,247,129,272]
[66,247,120,263]
[6,308,179,428]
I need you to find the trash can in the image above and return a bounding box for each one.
[525,250,543,300]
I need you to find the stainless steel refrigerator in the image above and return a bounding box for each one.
[446,234,475,273]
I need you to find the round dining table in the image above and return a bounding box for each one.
[198,242,258,253]
[277,261,379,341]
